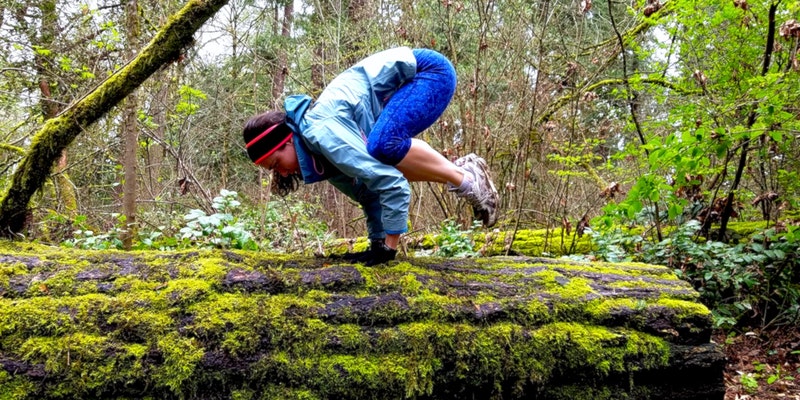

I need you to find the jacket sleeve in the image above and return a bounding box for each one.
[303,117,410,235]
[327,175,385,240]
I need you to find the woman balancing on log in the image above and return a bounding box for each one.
[242,47,499,265]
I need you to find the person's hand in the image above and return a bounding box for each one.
[362,242,397,266]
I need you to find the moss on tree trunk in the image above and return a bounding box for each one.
[0,0,230,237]
[0,242,724,399]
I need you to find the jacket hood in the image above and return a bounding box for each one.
[284,94,313,134]
[282,94,339,184]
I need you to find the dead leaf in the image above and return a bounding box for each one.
[779,19,800,39]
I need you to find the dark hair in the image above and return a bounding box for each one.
[243,110,302,197]
[243,110,286,144]
[271,171,302,197]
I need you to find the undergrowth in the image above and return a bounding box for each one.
[57,189,333,254]
[582,219,800,330]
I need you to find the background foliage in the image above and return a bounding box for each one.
[1,0,799,330]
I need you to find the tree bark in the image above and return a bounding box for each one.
[121,0,141,250]
[271,0,293,106]
[0,244,725,399]
[0,0,231,237]
[28,0,79,218]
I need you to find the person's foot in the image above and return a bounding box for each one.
[450,153,499,227]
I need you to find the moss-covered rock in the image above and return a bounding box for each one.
[0,241,723,399]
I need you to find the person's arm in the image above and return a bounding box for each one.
[328,174,398,264]
[304,118,411,242]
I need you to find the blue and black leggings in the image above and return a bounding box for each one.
[366,49,457,166]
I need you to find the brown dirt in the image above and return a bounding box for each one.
[719,327,800,399]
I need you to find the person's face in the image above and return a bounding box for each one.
[257,141,300,177]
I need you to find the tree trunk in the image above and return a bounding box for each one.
[271,0,293,106]
[0,243,725,399]
[0,0,231,237]
[30,0,79,218]
[121,0,141,250]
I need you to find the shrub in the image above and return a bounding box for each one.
[585,220,800,329]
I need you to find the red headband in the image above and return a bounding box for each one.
[245,122,293,165]
[246,123,281,149]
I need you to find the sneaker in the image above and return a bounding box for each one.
[450,153,499,227]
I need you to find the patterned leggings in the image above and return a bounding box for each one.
[366,49,457,166]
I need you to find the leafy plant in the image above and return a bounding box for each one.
[63,214,126,250]
[586,218,800,329]
[739,372,759,393]
[178,189,258,250]
[241,198,334,254]
[586,227,643,263]
[63,190,259,251]
[434,220,480,258]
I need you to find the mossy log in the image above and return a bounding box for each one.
[0,0,230,236]
[0,242,724,399]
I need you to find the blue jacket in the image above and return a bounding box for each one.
[283,47,417,239]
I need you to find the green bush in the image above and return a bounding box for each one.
[585,220,800,329]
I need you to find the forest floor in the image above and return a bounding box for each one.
[720,327,800,399]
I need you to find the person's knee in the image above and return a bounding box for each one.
[367,137,409,165]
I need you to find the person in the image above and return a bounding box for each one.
[243,47,499,265]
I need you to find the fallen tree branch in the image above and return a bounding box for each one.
[0,243,725,399]
[537,77,701,126]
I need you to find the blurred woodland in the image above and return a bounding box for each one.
[0,0,798,246]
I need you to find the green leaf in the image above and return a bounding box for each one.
[32,45,51,56]
[769,130,783,143]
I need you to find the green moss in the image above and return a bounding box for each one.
[304,289,332,303]
[407,289,462,319]
[405,221,776,259]
[723,221,772,239]
[475,228,594,257]
[532,322,670,377]
[541,385,626,400]
[262,352,433,399]
[153,332,204,394]
[655,298,710,321]
[181,256,228,283]
[19,333,112,394]
[531,269,593,300]
[585,297,710,332]
[397,273,422,296]
[586,298,643,320]
[0,241,710,398]
[0,262,28,289]
[188,292,265,354]
[163,278,212,306]
[24,267,88,297]
[0,373,36,400]
[328,323,370,350]
[520,298,554,325]
[557,261,677,280]
[358,261,444,293]
[260,385,320,400]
